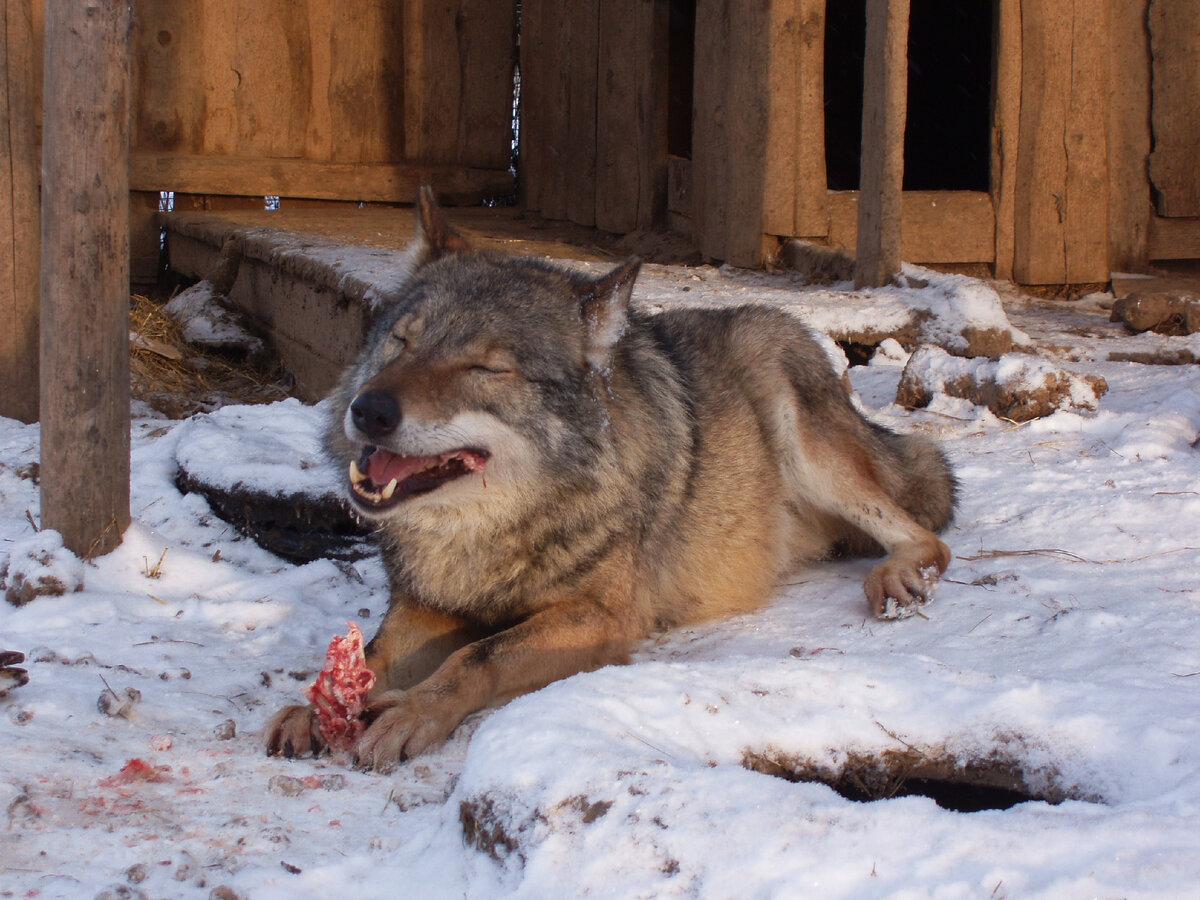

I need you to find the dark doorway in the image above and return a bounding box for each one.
[824,0,994,192]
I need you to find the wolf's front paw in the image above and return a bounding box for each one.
[353,690,460,772]
[864,539,950,619]
[263,704,326,759]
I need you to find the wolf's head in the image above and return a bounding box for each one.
[329,188,642,521]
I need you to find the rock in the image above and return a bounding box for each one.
[897,347,1108,421]
[1111,291,1200,335]
[0,650,29,698]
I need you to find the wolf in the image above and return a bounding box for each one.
[264,188,956,770]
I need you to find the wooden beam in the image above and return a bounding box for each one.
[40,0,131,556]
[130,153,514,205]
[854,0,909,288]
[1,0,41,423]
[1148,215,1200,260]
[829,191,996,263]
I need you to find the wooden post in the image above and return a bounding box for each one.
[40,0,132,557]
[854,0,909,289]
[1,0,41,424]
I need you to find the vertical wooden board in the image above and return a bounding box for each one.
[1148,0,1200,217]
[1014,0,1110,284]
[762,0,799,236]
[693,0,770,265]
[518,0,546,211]
[691,0,731,260]
[596,0,668,233]
[762,0,828,239]
[792,0,829,238]
[198,2,241,155]
[1063,0,1109,282]
[130,0,206,153]
[403,1,463,165]
[855,0,909,288]
[990,0,1022,280]
[319,2,406,164]
[456,0,518,170]
[232,2,313,159]
[520,1,570,219]
[1,0,41,423]
[1105,0,1151,271]
[303,0,335,163]
[566,0,599,227]
[1013,0,1070,284]
[723,1,770,265]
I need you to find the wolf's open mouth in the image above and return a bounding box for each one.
[348,445,488,510]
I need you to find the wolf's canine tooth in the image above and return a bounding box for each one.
[381,478,398,501]
[349,459,367,484]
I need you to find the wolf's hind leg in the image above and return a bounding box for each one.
[784,431,951,618]
[836,473,951,617]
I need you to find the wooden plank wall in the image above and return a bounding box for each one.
[130,0,517,204]
[1011,0,1110,284]
[521,0,668,235]
[1,0,41,423]
[1148,0,1200,219]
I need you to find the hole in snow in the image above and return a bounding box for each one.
[743,748,1101,813]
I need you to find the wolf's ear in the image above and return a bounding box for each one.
[408,186,472,268]
[576,257,642,371]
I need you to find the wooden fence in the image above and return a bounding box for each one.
[521,0,1200,279]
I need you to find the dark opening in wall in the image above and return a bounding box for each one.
[668,0,696,159]
[824,0,994,192]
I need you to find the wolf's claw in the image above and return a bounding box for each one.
[264,705,327,759]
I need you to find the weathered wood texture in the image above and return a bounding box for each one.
[766,0,828,240]
[131,0,516,203]
[40,0,131,556]
[692,0,832,264]
[521,0,667,233]
[1,0,41,423]
[692,0,772,265]
[1106,0,1152,270]
[854,0,909,288]
[1147,0,1200,218]
[1012,0,1110,284]
[829,191,995,263]
[990,0,1022,280]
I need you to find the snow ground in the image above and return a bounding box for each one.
[2,263,1199,900]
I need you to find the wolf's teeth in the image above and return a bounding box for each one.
[349,459,367,484]
[381,478,398,500]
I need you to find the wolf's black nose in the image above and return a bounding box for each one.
[350,390,401,439]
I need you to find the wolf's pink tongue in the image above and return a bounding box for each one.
[364,448,434,486]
